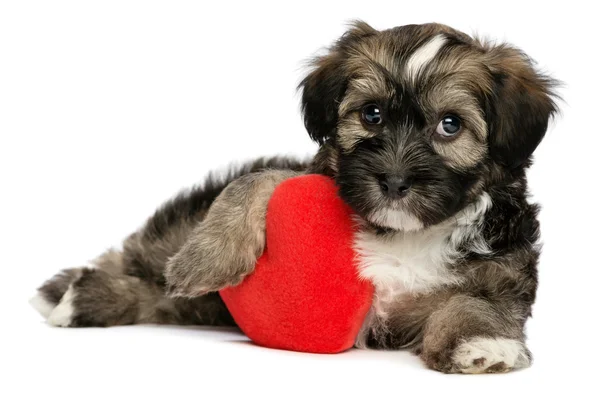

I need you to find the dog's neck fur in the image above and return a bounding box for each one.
[354,191,492,295]
[308,141,339,177]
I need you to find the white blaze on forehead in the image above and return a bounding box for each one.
[405,34,447,81]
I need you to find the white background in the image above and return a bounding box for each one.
[1,1,598,404]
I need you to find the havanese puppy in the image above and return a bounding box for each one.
[30,22,558,374]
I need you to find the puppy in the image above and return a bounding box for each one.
[30,22,558,374]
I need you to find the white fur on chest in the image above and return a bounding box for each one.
[355,193,492,303]
[355,226,461,299]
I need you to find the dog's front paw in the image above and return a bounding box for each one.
[165,171,289,298]
[165,226,260,298]
[451,337,531,374]
[422,337,531,374]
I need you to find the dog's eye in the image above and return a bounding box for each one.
[436,115,461,137]
[361,104,383,125]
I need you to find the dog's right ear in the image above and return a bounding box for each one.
[299,21,376,145]
[483,44,559,169]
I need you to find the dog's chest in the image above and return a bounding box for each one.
[354,227,462,300]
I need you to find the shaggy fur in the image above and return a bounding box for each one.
[31,22,558,374]
[166,169,299,297]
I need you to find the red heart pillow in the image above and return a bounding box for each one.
[219,174,374,354]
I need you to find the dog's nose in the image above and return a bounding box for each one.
[379,175,411,198]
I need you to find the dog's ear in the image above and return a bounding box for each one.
[484,44,558,169]
[299,21,377,145]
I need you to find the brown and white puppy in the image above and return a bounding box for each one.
[30,22,558,374]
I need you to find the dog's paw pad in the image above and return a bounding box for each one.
[452,337,530,374]
[485,361,509,373]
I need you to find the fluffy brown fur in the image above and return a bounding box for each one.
[31,22,558,374]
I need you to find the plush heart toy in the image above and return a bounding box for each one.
[219,175,374,354]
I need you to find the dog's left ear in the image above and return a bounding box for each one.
[299,21,377,145]
[485,45,558,169]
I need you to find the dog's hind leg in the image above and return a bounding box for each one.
[30,157,308,327]
[30,249,234,328]
[29,167,234,327]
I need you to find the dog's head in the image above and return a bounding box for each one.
[300,22,557,231]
